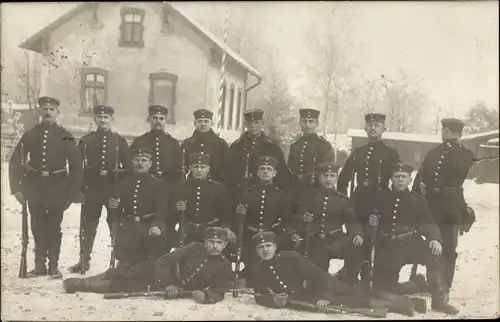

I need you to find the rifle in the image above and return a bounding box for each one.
[233,151,250,298]
[109,144,120,269]
[179,148,187,247]
[303,156,316,260]
[103,288,255,300]
[349,155,356,198]
[287,299,388,318]
[18,142,28,279]
[368,208,380,292]
[78,142,88,274]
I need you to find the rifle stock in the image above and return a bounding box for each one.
[369,209,380,292]
[18,142,28,279]
[288,299,388,318]
[303,157,316,259]
[109,145,120,269]
[79,142,88,274]
[179,148,187,247]
[103,288,253,300]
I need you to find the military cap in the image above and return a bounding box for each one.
[317,162,341,174]
[188,152,211,166]
[193,108,213,120]
[252,231,276,247]
[441,118,465,133]
[131,148,153,160]
[205,227,227,242]
[93,105,114,116]
[299,108,320,120]
[256,156,279,170]
[365,113,386,123]
[243,109,264,122]
[38,96,60,109]
[390,162,414,175]
[148,105,168,116]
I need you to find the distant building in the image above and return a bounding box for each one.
[19,2,262,143]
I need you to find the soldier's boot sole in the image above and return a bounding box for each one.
[63,278,84,293]
[431,301,459,315]
[68,261,91,274]
[410,297,427,313]
[48,267,63,279]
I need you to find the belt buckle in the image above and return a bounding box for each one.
[319,233,326,239]
[362,180,369,187]
[41,171,50,177]
[391,235,397,240]
[100,169,108,176]
[134,216,140,222]
[156,171,164,176]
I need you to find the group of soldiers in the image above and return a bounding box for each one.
[9,95,478,316]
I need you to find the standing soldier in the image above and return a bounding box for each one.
[108,148,170,266]
[68,105,131,273]
[412,118,475,295]
[235,156,299,287]
[228,109,290,201]
[130,105,182,186]
[181,109,230,185]
[288,109,334,210]
[336,113,400,284]
[296,162,364,284]
[172,152,236,246]
[9,96,83,278]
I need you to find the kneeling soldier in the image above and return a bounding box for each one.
[369,163,459,315]
[108,148,170,266]
[63,227,233,304]
[297,162,364,284]
[172,152,235,246]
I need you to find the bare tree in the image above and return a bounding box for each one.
[14,50,41,109]
[463,101,499,134]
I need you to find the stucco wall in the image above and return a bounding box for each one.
[40,2,247,142]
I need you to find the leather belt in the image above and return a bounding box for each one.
[379,229,417,241]
[28,168,67,177]
[188,218,219,228]
[248,221,282,233]
[125,213,155,222]
[315,228,342,239]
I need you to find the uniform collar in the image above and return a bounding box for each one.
[192,129,217,141]
[367,139,384,147]
[39,121,58,129]
[302,132,318,138]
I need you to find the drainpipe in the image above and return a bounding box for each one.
[241,73,262,135]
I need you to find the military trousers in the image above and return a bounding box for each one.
[79,198,113,262]
[436,221,460,291]
[28,201,65,268]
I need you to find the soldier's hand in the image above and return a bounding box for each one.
[316,300,331,312]
[14,192,25,205]
[291,233,302,248]
[420,182,427,196]
[272,293,289,308]
[149,226,162,237]
[368,214,379,226]
[109,198,120,209]
[225,228,237,245]
[352,234,363,246]
[303,212,314,223]
[192,290,206,303]
[429,240,442,256]
[236,204,247,216]
[176,200,187,212]
[165,285,181,298]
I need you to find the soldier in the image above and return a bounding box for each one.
[9,96,83,278]
[228,109,290,201]
[180,109,231,185]
[68,105,131,273]
[172,152,236,245]
[130,105,182,186]
[296,161,365,284]
[288,108,334,210]
[63,227,233,305]
[369,162,459,314]
[108,148,170,266]
[336,112,400,283]
[412,118,475,294]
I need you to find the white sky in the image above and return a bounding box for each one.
[2,1,498,118]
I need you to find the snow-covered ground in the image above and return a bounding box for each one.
[1,163,499,320]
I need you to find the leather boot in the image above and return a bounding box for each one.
[27,237,47,277]
[48,232,63,279]
[429,272,459,315]
[63,273,111,294]
[444,253,458,292]
[68,223,98,274]
[374,290,416,317]
[63,278,86,293]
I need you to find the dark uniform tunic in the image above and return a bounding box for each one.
[88,242,232,304]
[130,129,182,185]
[180,129,231,185]
[171,178,231,244]
[114,172,170,264]
[9,122,82,268]
[288,133,334,203]
[372,189,445,292]
[412,139,475,290]
[77,129,131,261]
[228,132,290,201]
[296,188,364,278]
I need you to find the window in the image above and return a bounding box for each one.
[236,88,243,130]
[149,72,178,124]
[80,67,108,116]
[227,84,235,130]
[220,82,227,128]
[119,7,145,47]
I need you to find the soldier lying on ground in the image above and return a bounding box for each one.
[62,227,233,304]
[369,162,459,315]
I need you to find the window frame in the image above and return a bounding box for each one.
[79,67,108,117]
[119,7,145,48]
[236,87,243,130]
[219,81,227,129]
[149,72,178,125]
[227,84,235,130]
